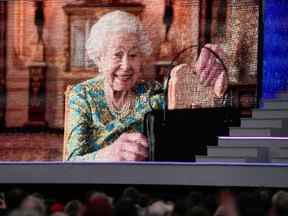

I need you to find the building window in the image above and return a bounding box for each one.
[70,18,96,70]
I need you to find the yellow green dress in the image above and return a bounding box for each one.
[66,75,164,161]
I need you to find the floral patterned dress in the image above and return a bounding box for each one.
[66,75,164,161]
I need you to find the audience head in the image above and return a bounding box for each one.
[272,190,288,216]
[236,191,266,216]
[84,194,112,216]
[50,202,65,214]
[86,191,112,206]
[5,188,27,209]
[64,200,84,216]
[113,197,138,216]
[20,194,46,216]
[146,200,174,216]
[122,187,141,204]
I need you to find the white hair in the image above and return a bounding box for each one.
[86,10,153,64]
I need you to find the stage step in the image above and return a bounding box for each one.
[218,137,288,158]
[219,137,288,148]
[207,146,262,158]
[229,128,288,137]
[196,156,248,162]
[276,92,288,99]
[252,109,288,119]
[207,91,288,163]
[240,118,288,129]
[262,100,288,109]
[196,155,288,163]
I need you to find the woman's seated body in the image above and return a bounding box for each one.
[66,11,227,161]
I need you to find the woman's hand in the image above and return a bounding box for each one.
[112,132,148,161]
[195,44,228,97]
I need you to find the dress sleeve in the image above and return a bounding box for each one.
[66,85,99,161]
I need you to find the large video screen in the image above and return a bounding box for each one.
[0,0,261,161]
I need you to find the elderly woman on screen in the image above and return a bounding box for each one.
[66,10,227,161]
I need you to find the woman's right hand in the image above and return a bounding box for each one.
[110,132,149,161]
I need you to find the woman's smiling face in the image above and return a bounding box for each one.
[100,32,142,92]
